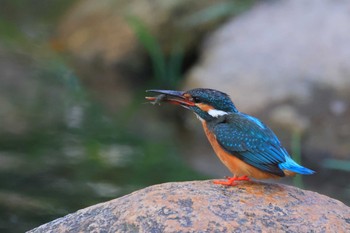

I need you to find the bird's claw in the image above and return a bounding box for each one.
[213,175,251,186]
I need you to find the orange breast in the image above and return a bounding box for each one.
[201,121,280,179]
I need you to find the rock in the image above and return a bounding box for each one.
[184,0,350,167]
[28,180,350,232]
[186,0,350,113]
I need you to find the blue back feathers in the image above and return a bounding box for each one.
[208,113,315,176]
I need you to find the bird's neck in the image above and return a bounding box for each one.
[195,112,231,133]
[193,106,234,121]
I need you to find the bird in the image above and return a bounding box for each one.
[145,88,314,186]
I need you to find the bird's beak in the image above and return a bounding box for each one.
[145,89,195,107]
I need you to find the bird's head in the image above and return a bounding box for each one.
[146,88,238,121]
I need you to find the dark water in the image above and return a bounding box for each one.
[0,59,205,233]
[0,2,204,232]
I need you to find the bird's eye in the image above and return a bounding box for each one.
[192,97,200,103]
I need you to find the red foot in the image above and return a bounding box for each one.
[213,175,251,186]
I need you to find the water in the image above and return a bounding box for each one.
[0,39,203,232]
[0,76,204,232]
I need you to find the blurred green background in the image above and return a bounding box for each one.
[1,0,349,232]
[0,1,206,232]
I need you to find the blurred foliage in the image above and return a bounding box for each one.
[0,57,205,232]
[0,0,73,47]
[127,16,184,89]
[126,0,256,89]
[0,1,206,232]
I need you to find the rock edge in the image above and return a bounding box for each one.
[28,180,350,233]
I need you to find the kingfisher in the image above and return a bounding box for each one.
[146,88,314,186]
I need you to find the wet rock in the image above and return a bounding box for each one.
[28,180,350,232]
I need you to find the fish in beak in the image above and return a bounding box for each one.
[145,89,195,108]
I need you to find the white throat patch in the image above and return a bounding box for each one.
[208,109,228,118]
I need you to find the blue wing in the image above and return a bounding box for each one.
[212,113,288,176]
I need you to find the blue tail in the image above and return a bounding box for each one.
[279,156,315,175]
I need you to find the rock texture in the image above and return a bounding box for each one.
[28,180,350,232]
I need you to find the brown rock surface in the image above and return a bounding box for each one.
[28,180,350,232]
